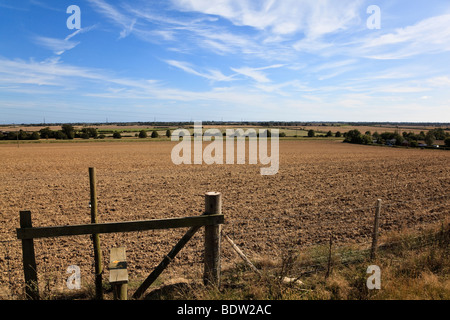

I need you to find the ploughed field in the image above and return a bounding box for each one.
[0,140,449,297]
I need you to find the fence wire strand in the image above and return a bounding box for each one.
[220,192,449,278]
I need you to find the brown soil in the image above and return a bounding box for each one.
[0,140,448,299]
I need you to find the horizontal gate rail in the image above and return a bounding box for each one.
[16,214,224,240]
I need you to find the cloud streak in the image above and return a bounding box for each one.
[172,0,363,38]
[231,64,284,83]
[87,0,137,39]
[165,60,236,82]
[34,25,97,55]
[360,14,450,59]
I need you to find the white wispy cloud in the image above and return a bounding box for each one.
[360,14,450,59]
[0,56,106,87]
[34,25,97,55]
[119,18,137,39]
[85,1,450,66]
[1,54,449,122]
[0,56,280,115]
[165,60,236,82]
[117,1,340,60]
[172,0,363,38]
[231,66,271,83]
[87,0,358,61]
[164,59,285,83]
[231,64,284,83]
[34,36,80,56]
[425,76,450,88]
[87,0,137,39]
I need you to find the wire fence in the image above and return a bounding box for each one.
[218,193,449,278]
[0,193,449,299]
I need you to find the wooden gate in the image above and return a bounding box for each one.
[16,168,224,300]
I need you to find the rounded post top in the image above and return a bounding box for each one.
[205,192,221,196]
[204,192,222,215]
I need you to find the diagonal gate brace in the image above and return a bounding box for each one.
[132,224,202,299]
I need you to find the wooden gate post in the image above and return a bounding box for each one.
[89,167,103,299]
[371,199,382,260]
[203,192,222,287]
[20,211,39,300]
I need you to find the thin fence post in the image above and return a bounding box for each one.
[19,211,39,300]
[89,167,103,300]
[203,192,222,287]
[325,234,333,279]
[223,231,261,277]
[371,199,382,260]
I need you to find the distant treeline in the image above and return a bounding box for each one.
[2,123,450,145]
[343,128,450,148]
[0,125,167,140]
[0,125,102,140]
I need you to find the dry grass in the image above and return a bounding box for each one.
[157,219,450,300]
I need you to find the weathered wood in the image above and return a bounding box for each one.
[109,247,128,283]
[110,268,128,283]
[371,199,382,260]
[203,192,222,287]
[113,281,128,301]
[109,247,128,300]
[325,234,333,279]
[132,223,202,299]
[223,232,261,276]
[89,168,98,225]
[17,214,224,240]
[89,167,103,300]
[20,211,39,300]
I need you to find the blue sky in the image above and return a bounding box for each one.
[1,0,450,124]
